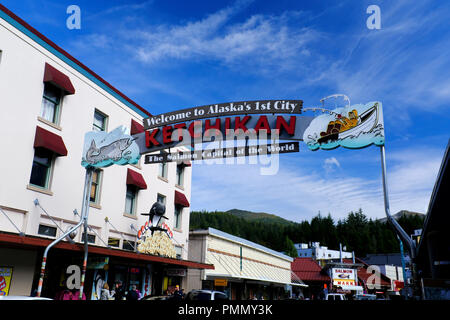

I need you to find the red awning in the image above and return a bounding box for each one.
[126,168,147,190]
[43,63,75,95]
[34,126,68,156]
[175,190,190,207]
[130,119,144,135]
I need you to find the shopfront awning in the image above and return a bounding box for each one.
[0,232,214,270]
[207,248,307,288]
[43,63,75,95]
[34,126,68,156]
[126,168,147,190]
[130,119,144,135]
[175,190,190,207]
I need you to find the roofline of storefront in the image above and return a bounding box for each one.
[0,3,151,119]
[190,228,293,262]
[0,232,214,270]
[205,274,308,287]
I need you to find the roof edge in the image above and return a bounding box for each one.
[0,3,152,118]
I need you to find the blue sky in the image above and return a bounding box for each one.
[4,0,449,222]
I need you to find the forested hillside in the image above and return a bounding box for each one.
[189,209,425,258]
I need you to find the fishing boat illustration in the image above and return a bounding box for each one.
[317,103,379,145]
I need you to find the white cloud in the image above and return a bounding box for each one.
[323,157,340,173]
[127,6,321,72]
[190,146,443,222]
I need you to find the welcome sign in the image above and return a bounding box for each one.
[143,100,303,130]
[137,98,385,159]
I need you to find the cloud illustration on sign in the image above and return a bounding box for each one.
[81,126,141,168]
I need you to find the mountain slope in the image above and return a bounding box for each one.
[378,210,425,223]
[225,209,296,225]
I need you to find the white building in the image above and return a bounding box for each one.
[0,4,211,298]
[188,228,306,300]
[295,242,354,266]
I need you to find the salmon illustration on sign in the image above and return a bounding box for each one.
[303,101,385,151]
[81,126,141,168]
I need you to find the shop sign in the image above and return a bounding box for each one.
[137,221,173,240]
[87,257,109,270]
[332,268,357,286]
[214,279,228,287]
[136,221,176,258]
[0,267,13,296]
[166,269,187,277]
[82,126,141,168]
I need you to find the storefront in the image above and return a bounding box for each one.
[187,228,307,300]
[0,232,212,299]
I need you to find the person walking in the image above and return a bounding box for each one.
[126,285,140,301]
[113,281,125,301]
[172,285,183,300]
[100,283,114,300]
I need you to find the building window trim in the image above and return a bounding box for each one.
[124,185,138,216]
[158,162,168,180]
[89,169,103,206]
[157,193,166,205]
[40,82,63,126]
[176,164,184,188]
[38,224,57,238]
[174,206,182,231]
[29,149,55,192]
[93,109,108,132]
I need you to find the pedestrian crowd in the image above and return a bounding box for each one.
[54,281,185,300]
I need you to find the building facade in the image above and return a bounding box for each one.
[0,4,212,298]
[295,242,354,267]
[187,228,306,300]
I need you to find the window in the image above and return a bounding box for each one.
[174,206,182,230]
[30,148,53,189]
[125,185,137,215]
[175,246,182,260]
[40,83,62,124]
[158,162,168,179]
[122,240,135,251]
[176,165,184,187]
[93,109,107,131]
[81,232,96,244]
[90,169,102,204]
[157,194,166,205]
[38,224,57,237]
[108,237,120,248]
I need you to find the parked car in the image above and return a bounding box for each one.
[140,295,173,301]
[185,290,229,301]
[324,293,346,301]
[355,294,377,300]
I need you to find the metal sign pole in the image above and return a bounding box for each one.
[78,167,94,299]
[379,144,417,296]
[379,145,416,257]
[36,167,93,298]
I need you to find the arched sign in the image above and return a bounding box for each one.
[134,99,385,163]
